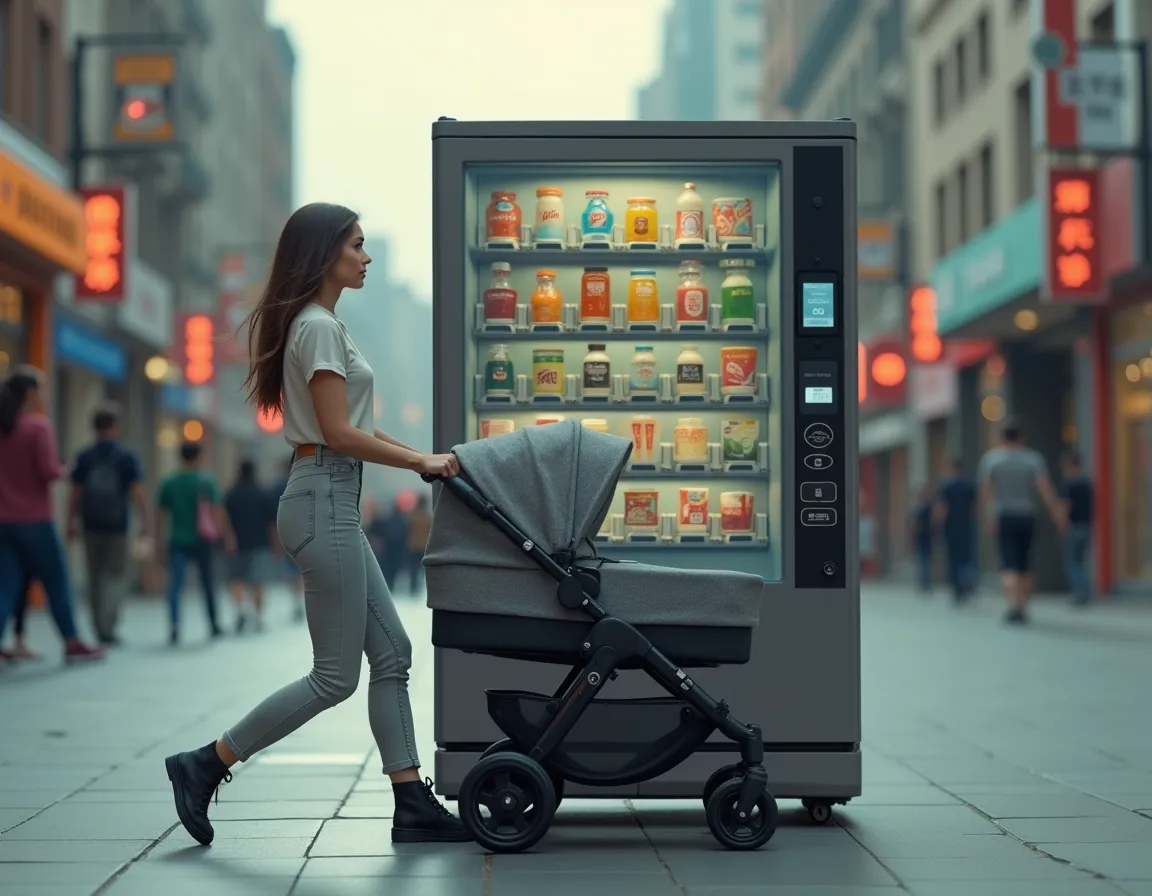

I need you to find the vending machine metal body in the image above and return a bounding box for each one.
[429,120,860,811]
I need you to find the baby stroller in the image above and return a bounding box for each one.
[422,419,776,853]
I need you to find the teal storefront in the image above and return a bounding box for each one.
[930,198,1041,337]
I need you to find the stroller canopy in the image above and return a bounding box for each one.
[423,419,632,571]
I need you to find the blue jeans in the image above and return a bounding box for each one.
[167,542,220,632]
[915,542,932,592]
[944,530,976,596]
[1063,523,1092,604]
[0,522,78,641]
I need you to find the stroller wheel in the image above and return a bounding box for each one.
[459,753,557,853]
[705,778,778,851]
[480,739,566,812]
[702,763,744,807]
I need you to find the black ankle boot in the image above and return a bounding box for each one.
[165,742,232,845]
[391,778,471,843]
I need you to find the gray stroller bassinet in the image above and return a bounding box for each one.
[421,419,777,854]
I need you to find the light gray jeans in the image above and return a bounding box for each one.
[223,450,419,773]
[83,531,128,639]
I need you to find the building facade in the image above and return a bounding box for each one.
[636,0,764,121]
[775,0,914,577]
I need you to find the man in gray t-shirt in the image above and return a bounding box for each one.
[977,421,1067,624]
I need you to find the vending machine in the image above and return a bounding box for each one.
[429,120,860,821]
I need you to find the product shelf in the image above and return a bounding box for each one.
[471,247,777,268]
[475,399,770,412]
[474,328,770,342]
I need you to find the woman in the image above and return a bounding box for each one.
[0,366,102,663]
[164,203,467,847]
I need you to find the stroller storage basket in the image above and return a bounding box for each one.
[487,689,717,788]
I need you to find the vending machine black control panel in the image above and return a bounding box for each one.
[793,146,847,589]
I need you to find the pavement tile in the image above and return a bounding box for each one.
[880,854,1099,881]
[489,847,667,875]
[0,860,123,884]
[1091,792,1152,812]
[851,784,961,806]
[64,789,173,803]
[109,857,306,879]
[0,790,70,809]
[488,873,679,896]
[838,805,1005,835]
[144,834,315,860]
[206,819,324,839]
[293,878,483,896]
[997,814,1152,843]
[0,801,175,840]
[661,847,899,888]
[208,800,342,820]
[905,883,1125,896]
[336,805,397,819]
[0,839,152,862]
[958,790,1134,819]
[685,889,902,895]
[0,807,40,830]
[1118,884,1152,895]
[1041,841,1152,879]
[899,757,1052,786]
[0,887,97,896]
[308,818,481,858]
[221,777,355,802]
[103,876,299,896]
[298,854,488,877]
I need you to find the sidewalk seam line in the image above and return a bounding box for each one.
[624,798,689,896]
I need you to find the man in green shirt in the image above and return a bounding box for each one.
[157,441,233,644]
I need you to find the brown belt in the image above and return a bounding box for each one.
[294,443,320,460]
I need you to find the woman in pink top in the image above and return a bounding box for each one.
[0,366,102,664]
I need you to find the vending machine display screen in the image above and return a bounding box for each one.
[805,386,834,404]
[801,281,835,329]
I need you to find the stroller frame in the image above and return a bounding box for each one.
[428,472,772,842]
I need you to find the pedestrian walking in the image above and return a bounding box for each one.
[405,494,433,594]
[1059,450,1093,606]
[935,458,978,602]
[65,404,148,646]
[223,459,275,632]
[379,500,410,591]
[910,484,935,594]
[156,441,233,645]
[0,365,103,663]
[977,421,1067,624]
[163,203,469,847]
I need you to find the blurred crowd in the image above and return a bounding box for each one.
[0,363,431,666]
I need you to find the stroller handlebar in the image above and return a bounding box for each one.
[420,473,440,483]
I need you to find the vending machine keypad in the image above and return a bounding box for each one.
[793,146,848,588]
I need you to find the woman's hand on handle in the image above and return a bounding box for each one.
[418,453,459,480]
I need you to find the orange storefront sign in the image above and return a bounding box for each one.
[1045,167,1106,302]
[909,286,942,363]
[0,148,86,273]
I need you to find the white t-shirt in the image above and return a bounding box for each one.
[282,302,375,448]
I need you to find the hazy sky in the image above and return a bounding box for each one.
[266,0,673,299]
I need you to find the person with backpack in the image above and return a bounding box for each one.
[156,441,234,645]
[66,405,148,646]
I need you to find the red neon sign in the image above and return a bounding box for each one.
[76,187,127,302]
[1046,168,1105,301]
[909,286,942,363]
[183,313,215,385]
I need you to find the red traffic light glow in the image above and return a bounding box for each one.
[125,99,148,120]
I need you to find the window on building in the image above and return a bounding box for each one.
[976,11,990,82]
[979,141,995,229]
[1012,0,1028,18]
[954,36,967,106]
[957,162,970,243]
[1091,3,1115,40]
[933,59,946,124]
[1013,78,1034,204]
[935,179,948,259]
[33,17,52,141]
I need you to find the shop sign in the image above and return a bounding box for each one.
[216,251,261,365]
[1043,167,1106,303]
[0,148,86,274]
[909,286,941,363]
[54,317,127,381]
[117,257,173,350]
[909,362,958,421]
[1030,0,1140,152]
[931,197,1041,335]
[178,311,215,385]
[76,185,134,303]
[858,219,897,281]
[112,52,177,144]
[859,336,906,410]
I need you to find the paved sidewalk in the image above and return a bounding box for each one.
[0,584,1150,895]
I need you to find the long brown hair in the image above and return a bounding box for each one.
[242,202,359,414]
[0,365,42,436]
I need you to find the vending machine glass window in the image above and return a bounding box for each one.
[461,164,782,582]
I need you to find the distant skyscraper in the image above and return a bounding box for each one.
[635,0,764,121]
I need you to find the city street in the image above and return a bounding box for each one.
[1,583,1151,895]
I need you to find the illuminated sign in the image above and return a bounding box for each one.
[76,187,128,302]
[871,352,906,388]
[1045,167,1106,302]
[909,286,942,363]
[112,52,176,143]
[182,313,214,385]
[0,148,86,273]
[858,342,867,404]
[860,338,906,409]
